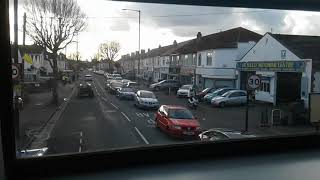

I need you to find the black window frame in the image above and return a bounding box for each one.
[2,0,320,179]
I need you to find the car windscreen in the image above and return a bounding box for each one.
[168,109,194,119]
[140,92,156,98]
[122,88,134,92]
[181,85,191,89]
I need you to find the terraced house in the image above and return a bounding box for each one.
[118,27,262,89]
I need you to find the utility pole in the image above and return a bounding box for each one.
[76,33,79,80]
[122,9,141,80]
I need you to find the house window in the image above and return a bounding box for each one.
[163,59,165,65]
[185,55,188,60]
[193,54,196,65]
[259,79,270,93]
[198,54,202,66]
[206,52,212,66]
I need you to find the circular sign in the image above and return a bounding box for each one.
[12,64,20,80]
[247,75,261,89]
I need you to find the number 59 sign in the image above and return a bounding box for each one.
[247,75,261,90]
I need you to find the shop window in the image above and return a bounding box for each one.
[207,52,212,66]
[260,80,270,93]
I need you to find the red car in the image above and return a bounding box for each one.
[155,105,201,138]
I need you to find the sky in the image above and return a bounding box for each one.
[9,0,320,61]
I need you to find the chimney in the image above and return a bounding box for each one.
[173,40,177,46]
[197,32,202,39]
[148,48,150,52]
[158,44,161,48]
[141,49,145,54]
[131,52,135,57]
[136,51,139,55]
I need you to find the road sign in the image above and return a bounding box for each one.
[12,63,20,80]
[247,74,261,90]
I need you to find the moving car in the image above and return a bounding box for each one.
[203,87,235,103]
[84,74,93,81]
[198,128,256,141]
[108,81,123,94]
[176,84,196,98]
[195,87,217,101]
[211,90,247,107]
[149,80,180,91]
[78,82,94,97]
[155,105,201,138]
[134,90,159,109]
[116,87,136,100]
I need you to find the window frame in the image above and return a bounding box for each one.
[3,0,320,179]
[206,52,213,66]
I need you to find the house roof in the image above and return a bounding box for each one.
[269,33,320,66]
[18,44,44,55]
[196,27,262,52]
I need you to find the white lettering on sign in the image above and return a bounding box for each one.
[247,75,261,90]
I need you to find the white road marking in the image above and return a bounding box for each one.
[142,113,149,117]
[79,138,82,144]
[79,146,82,153]
[105,110,117,113]
[134,127,149,145]
[121,112,131,122]
[110,102,119,110]
[136,112,144,118]
[80,131,83,137]
[147,119,155,125]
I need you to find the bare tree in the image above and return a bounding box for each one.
[98,41,120,61]
[68,52,82,61]
[25,0,87,105]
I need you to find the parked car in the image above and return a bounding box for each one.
[126,81,139,90]
[112,73,122,79]
[149,80,180,91]
[121,79,131,85]
[211,90,247,107]
[203,88,235,103]
[84,74,93,81]
[116,87,136,100]
[78,82,94,97]
[134,90,159,109]
[176,84,197,98]
[195,87,217,101]
[108,81,123,94]
[198,128,256,141]
[155,105,201,138]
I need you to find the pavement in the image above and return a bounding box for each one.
[19,81,76,150]
[24,71,315,155]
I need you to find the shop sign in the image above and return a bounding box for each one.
[236,61,305,72]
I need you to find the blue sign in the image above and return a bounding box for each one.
[236,61,305,72]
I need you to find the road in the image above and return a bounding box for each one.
[45,71,286,155]
[46,71,181,154]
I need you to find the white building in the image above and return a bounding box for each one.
[237,32,319,108]
[195,27,262,89]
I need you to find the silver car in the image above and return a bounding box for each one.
[134,90,159,109]
[198,128,256,141]
[211,90,247,107]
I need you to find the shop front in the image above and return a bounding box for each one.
[180,66,195,85]
[237,60,311,107]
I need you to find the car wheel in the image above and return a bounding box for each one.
[219,102,225,108]
[155,86,160,91]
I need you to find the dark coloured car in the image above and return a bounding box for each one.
[108,81,123,94]
[78,82,94,97]
[116,87,136,100]
[149,80,180,91]
[196,87,217,101]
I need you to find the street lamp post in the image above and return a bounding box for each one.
[122,9,140,80]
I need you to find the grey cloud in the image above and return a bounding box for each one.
[120,3,290,37]
[109,20,130,31]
